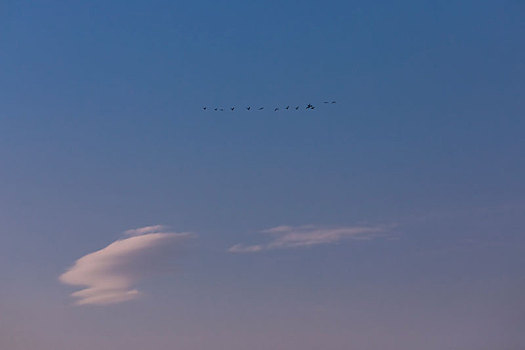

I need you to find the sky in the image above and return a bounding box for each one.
[1,0,524,349]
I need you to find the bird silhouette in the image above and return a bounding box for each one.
[203,102,332,112]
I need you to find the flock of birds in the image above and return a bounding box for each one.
[202,101,336,112]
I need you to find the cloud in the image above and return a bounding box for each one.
[228,244,264,253]
[229,224,390,253]
[124,225,167,236]
[59,226,192,305]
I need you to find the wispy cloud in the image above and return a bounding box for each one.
[229,224,391,253]
[59,226,192,306]
[124,225,167,236]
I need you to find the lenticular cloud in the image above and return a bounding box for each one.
[228,224,390,253]
[59,225,191,305]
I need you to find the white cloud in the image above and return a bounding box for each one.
[228,244,264,253]
[229,224,390,253]
[124,225,167,236]
[59,226,192,306]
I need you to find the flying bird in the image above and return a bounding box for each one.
[202,101,334,112]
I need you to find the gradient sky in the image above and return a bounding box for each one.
[1,1,524,349]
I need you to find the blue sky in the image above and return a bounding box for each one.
[1,1,524,349]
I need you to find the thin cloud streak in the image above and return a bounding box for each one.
[124,225,167,236]
[229,224,391,253]
[59,226,192,305]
